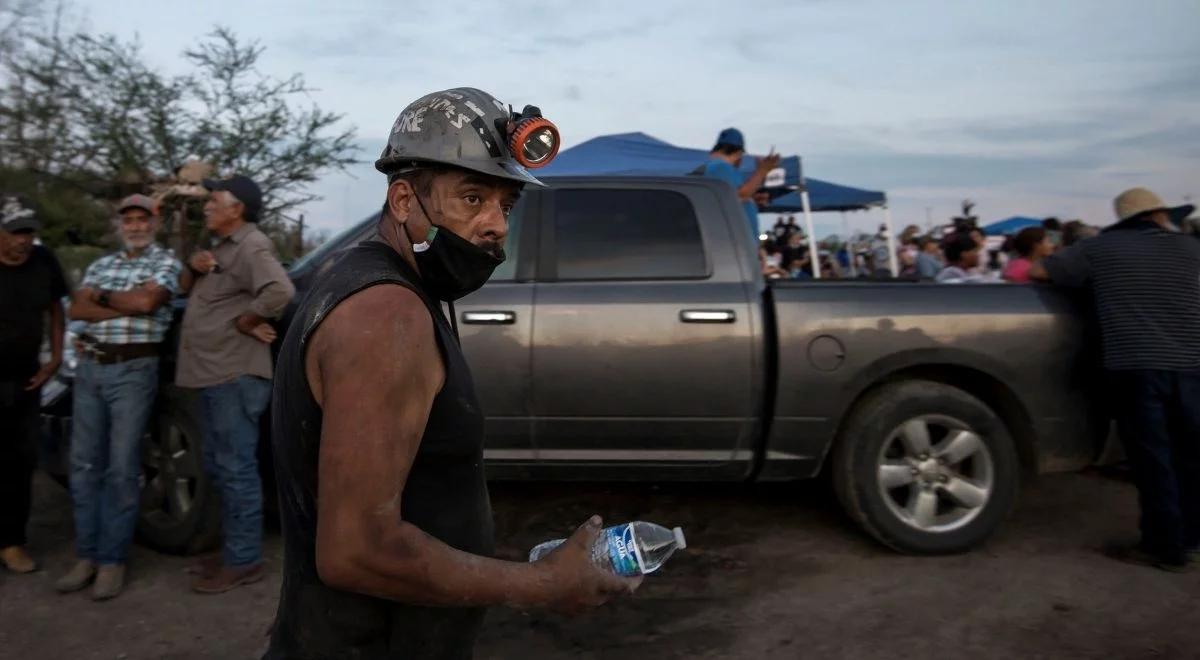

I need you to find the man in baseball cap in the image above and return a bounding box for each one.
[1032,187,1200,572]
[177,173,293,595]
[1,195,41,233]
[56,193,182,599]
[701,127,781,245]
[201,175,263,223]
[0,194,68,575]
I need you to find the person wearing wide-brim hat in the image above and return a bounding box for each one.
[1032,187,1200,572]
[1110,187,1195,228]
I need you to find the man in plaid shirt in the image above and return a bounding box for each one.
[55,194,182,601]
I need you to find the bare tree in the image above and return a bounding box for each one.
[0,18,358,249]
[0,0,39,55]
[185,27,357,221]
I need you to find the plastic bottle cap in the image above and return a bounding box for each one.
[673,527,687,550]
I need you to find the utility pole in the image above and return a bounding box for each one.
[277,212,307,259]
[296,213,305,257]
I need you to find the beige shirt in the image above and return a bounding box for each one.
[176,223,295,388]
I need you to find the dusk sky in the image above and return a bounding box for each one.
[77,0,1199,238]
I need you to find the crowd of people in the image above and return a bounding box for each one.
[757,214,1104,284]
[0,176,295,599]
[693,124,1114,285]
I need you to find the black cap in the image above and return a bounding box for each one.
[0,194,40,232]
[203,175,263,222]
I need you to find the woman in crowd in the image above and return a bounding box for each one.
[1002,226,1054,283]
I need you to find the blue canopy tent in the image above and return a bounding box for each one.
[762,181,886,213]
[982,216,1042,236]
[540,131,804,189]
[540,132,894,277]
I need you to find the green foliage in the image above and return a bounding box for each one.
[0,165,111,247]
[52,243,105,287]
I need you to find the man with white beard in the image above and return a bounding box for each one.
[56,194,182,600]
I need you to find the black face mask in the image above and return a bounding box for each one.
[409,195,505,301]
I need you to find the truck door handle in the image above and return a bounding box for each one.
[680,309,737,323]
[462,311,516,325]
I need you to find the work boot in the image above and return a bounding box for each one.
[0,545,37,574]
[55,559,97,593]
[191,563,264,594]
[91,564,125,601]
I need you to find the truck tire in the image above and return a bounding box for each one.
[832,380,1019,554]
[136,386,221,555]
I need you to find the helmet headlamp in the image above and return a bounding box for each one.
[499,105,560,169]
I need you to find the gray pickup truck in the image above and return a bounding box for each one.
[41,176,1106,556]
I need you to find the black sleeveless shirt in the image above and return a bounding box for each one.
[265,241,494,660]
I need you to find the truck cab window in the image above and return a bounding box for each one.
[553,189,707,280]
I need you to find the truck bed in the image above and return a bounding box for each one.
[758,280,1105,480]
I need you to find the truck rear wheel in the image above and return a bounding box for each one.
[137,386,221,555]
[832,380,1019,554]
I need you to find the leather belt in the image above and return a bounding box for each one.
[80,341,160,365]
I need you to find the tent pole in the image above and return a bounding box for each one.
[842,211,856,278]
[884,205,898,277]
[800,190,820,280]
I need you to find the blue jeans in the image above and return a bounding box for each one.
[1110,369,1200,563]
[200,376,271,568]
[70,356,159,564]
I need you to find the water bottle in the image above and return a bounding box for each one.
[528,521,687,577]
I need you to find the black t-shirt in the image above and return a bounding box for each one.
[0,244,68,380]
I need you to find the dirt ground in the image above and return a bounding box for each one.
[1,469,1198,660]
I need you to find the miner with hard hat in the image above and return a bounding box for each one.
[265,88,640,659]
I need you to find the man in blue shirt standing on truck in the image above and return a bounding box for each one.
[702,128,781,244]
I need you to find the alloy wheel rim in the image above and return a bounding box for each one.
[876,414,994,534]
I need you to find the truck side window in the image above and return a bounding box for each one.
[553,189,707,280]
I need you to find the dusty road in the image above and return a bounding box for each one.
[1,469,1198,659]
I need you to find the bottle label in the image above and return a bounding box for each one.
[605,524,643,576]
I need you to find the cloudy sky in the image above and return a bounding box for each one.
[76,0,1199,238]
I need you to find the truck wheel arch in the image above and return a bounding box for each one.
[827,359,1038,474]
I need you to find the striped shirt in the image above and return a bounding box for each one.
[1043,220,1200,371]
[80,243,182,344]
